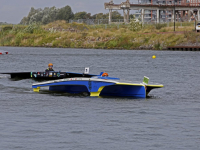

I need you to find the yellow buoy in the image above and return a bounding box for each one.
[152,55,156,59]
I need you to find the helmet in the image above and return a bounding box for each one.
[48,63,53,67]
[102,72,108,77]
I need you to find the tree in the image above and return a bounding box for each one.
[93,13,108,19]
[20,7,41,24]
[91,11,123,20]
[42,15,51,24]
[49,6,58,22]
[20,5,74,24]
[85,13,92,19]
[74,12,92,20]
[56,5,74,22]
[74,12,87,20]
[129,14,135,19]
[30,11,44,24]
[112,11,123,20]
[20,17,28,25]
[27,7,39,23]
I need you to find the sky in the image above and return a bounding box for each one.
[0,0,133,24]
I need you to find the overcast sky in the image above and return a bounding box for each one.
[0,0,133,24]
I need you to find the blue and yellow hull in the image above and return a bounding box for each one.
[32,78,163,98]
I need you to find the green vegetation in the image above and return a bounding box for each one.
[20,6,74,25]
[19,6,125,25]
[0,20,198,50]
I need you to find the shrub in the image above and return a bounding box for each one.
[24,23,44,34]
[154,41,162,50]
[144,37,149,43]
[155,23,167,30]
[107,40,118,48]
[128,16,142,32]
[15,32,24,46]
[183,31,195,39]
[3,26,13,31]
[70,22,89,31]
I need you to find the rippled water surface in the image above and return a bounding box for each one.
[0,47,200,150]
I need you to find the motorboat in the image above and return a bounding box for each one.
[32,74,163,98]
[0,50,8,55]
[0,68,97,80]
[0,71,97,80]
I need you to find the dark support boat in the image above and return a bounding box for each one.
[0,71,97,80]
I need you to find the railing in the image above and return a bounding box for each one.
[69,17,199,25]
[134,2,195,6]
[144,14,152,18]
[69,19,109,25]
[144,10,152,14]
[69,19,126,25]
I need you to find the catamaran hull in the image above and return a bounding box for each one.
[32,78,163,98]
[48,84,146,98]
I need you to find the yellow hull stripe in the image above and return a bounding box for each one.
[147,84,164,88]
[90,86,105,97]
[116,83,145,86]
[33,87,40,92]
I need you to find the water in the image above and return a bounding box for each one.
[0,47,200,150]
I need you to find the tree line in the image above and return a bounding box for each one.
[0,22,9,25]
[20,5,128,25]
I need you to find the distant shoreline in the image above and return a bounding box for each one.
[2,45,200,51]
[0,21,199,51]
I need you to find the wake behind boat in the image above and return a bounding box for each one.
[32,75,163,98]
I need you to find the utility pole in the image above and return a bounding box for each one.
[195,15,196,31]
[174,0,176,32]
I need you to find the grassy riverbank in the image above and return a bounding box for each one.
[0,20,199,50]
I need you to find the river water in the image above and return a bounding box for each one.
[0,47,200,150]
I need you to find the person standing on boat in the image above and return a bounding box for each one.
[45,63,54,72]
